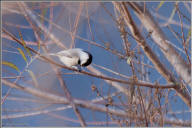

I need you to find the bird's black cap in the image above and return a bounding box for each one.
[81,51,92,67]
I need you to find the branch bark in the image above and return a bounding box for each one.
[127,2,191,86]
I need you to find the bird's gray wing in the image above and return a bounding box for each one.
[55,48,83,58]
[56,51,73,58]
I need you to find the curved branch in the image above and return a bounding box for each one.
[2,28,176,90]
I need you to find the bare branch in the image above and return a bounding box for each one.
[2,79,190,126]
[2,28,177,90]
[128,2,191,85]
[18,2,67,49]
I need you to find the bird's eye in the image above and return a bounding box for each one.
[78,59,81,65]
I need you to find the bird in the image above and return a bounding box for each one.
[47,48,92,71]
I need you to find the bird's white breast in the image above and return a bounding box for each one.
[58,56,79,67]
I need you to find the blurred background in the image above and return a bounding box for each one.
[2,2,191,127]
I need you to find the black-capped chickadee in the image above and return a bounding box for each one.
[47,48,92,71]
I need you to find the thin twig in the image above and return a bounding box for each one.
[176,5,191,65]
[2,79,190,126]
[113,2,190,107]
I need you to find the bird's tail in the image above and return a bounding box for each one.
[39,53,58,57]
[48,53,58,56]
